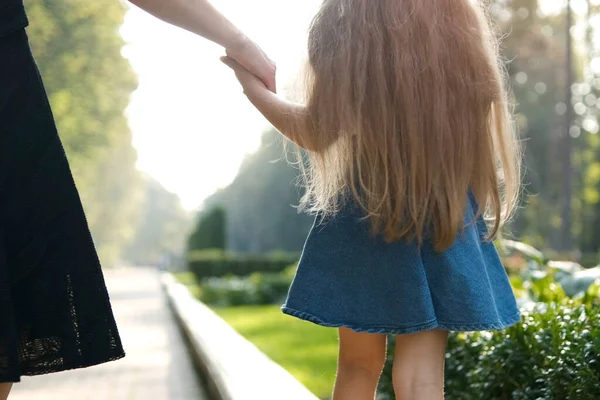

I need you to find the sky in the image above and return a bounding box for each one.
[120,0,321,210]
[120,0,592,211]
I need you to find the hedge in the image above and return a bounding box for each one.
[200,268,295,307]
[187,249,298,279]
[378,302,600,399]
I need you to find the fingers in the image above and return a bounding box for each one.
[221,56,268,96]
[221,53,277,93]
[263,60,277,93]
[220,56,253,81]
[220,55,243,71]
[264,73,277,93]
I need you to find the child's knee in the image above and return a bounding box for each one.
[392,379,444,400]
[391,330,447,399]
[338,328,387,375]
[338,350,386,376]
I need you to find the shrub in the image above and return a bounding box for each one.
[198,265,297,307]
[378,303,600,400]
[500,240,600,300]
[187,250,298,279]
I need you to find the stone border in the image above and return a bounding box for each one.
[161,273,320,400]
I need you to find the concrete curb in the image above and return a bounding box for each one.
[161,273,320,400]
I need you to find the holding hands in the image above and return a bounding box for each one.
[126,0,324,150]
[225,38,277,93]
[221,55,271,98]
[221,52,321,152]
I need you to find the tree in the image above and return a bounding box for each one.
[24,0,136,164]
[85,138,144,265]
[199,129,314,253]
[125,176,193,265]
[188,207,227,251]
[486,0,598,253]
[576,0,600,253]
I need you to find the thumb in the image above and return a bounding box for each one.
[220,56,239,70]
[263,71,277,93]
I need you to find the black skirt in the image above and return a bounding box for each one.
[0,29,124,382]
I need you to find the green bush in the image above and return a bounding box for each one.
[198,266,296,307]
[378,303,600,400]
[500,240,600,300]
[187,250,298,279]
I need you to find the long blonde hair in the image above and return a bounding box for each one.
[297,0,521,251]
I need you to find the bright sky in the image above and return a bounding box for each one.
[120,0,321,210]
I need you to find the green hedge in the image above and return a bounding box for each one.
[200,269,295,307]
[187,250,299,279]
[378,302,600,399]
[175,267,296,307]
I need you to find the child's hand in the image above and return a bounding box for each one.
[221,56,269,100]
[225,40,276,93]
[221,55,327,152]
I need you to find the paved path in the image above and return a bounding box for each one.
[10,267,208,400]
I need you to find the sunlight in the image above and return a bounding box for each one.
[121,0,321,210]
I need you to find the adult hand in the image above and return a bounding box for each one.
[221,56,268,97]
[226,38,276,93]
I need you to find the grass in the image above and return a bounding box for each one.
[215,305,338,399]
[173,272,338,399]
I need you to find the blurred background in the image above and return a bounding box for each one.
[12,0,600,399]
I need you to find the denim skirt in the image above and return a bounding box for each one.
[282,196,521,335]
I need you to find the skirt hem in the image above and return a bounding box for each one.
[0,351,126,383]
[281,306,522,335]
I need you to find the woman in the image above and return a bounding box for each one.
[0,0,275,398]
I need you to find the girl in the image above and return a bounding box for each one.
[0,0,273,398]
[223,0,521,399]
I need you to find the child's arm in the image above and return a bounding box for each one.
[245,92,316,151]
[221,57,328,152]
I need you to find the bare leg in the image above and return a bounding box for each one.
[333,328,387,400]
[0,383,12,400]
[392,330,448,400]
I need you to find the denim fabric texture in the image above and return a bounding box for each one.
[282,196,521,334]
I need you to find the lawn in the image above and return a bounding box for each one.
[215,305,339,399]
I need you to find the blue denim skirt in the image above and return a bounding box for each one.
[282,196,521,335]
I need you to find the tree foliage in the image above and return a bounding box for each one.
[201,130,314,253]
[125,176,193,265]
[188,207,227,252]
